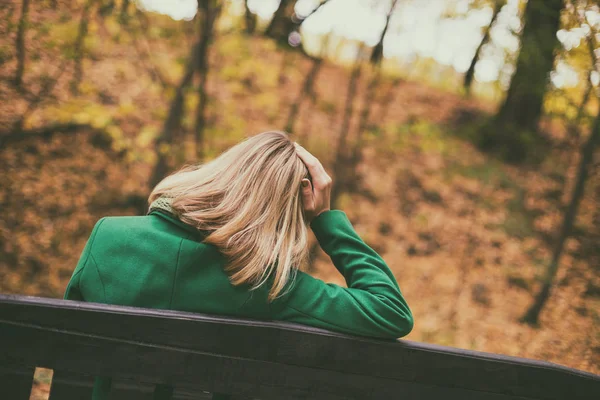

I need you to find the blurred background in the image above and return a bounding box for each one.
[1,0,599,385]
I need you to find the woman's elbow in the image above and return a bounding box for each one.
[393,311,414,338]
[387,297,414,338]
[373,308,414,339]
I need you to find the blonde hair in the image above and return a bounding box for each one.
[149,131,309,301]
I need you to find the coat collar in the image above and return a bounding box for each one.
[148,198,208,239]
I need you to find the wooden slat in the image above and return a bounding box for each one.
[48,372,212,400]
[0,365,34,400]
[0,321,534,400]
[0,294,599,400]
[49,370,94,400]
[46,370,223,400]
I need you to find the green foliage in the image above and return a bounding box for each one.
[217,35,279,91]
[316,99,337,115]
[158,25,179,39]
[501,195,536,239]
[35,21,53,37]
[479,120,549,163]
[443,154,536,239]
[50,20,81,59]
[84,34,102,60]
[391,119,457,156]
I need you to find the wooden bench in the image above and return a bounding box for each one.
[1,294,598,399]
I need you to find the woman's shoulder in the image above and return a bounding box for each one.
[90,213,203,245]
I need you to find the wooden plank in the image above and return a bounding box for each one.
[1,294,599,399]
[0,365,34,400]
[48,371,212,400]
[0,321,537,400]
[111,378,156,400]
[49,370,94,400]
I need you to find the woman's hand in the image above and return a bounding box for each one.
[294,143,332,222]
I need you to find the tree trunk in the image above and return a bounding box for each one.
[378,77,402,122]
[350,0,398,167]
[120,0,130,18]
[563,69,594,150]
[285,58,322,133]
[125,12,171,90]
[149,35,202,189]
[278,50,293,85]
[244,0,256,34]
[11,58,69,134]
[370,0,398,65]
[521,103,600,325]
[290,0,331,33]
[194,0,221,161]
[265,0,295,42]
[494,0,562,152]
[331,45,365,206]
[464,0,503,93]
[351,64,381,167]
[285,35,329,133]
[14,0,30,87]
[575,73,593,126]
[71,0,95,94]
[98,0,115,16]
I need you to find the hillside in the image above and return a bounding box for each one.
[0,3,598,377]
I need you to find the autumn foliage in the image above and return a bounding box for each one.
[0,0,598,382]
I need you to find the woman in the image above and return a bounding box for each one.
[64,130,413,398]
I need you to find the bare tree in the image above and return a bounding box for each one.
[285,34,330,133]
[244,0,257,34]
[14,0,30,87]
[351,0,399,167]
[265,0,296,41]
[150,1,222,187]
[331,44,367,206]
[123,11,172,91]
[522,99,600,325]
[521,23,600,325]
[120,0,130,19]
[490,0,563,160]
[291,0,331,32]
[9,58,70,135]
[370,0,398,65]
[194,0,222,160]
[150,34,202,189]
[71,0,96,94]
[575,69,594,126]
[377,77,402,122]
[463,0,504,93]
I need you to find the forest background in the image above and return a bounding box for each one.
[1,0,599,385]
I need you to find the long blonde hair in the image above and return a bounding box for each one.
[149,131,309,301]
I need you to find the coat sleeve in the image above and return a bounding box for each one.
[273,210,413,339]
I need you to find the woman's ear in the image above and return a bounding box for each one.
[300,178,314,211]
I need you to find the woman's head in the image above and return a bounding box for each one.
[149,131,309,300]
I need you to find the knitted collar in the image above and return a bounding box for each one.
[148,197,207,238]
[148,196,174,215]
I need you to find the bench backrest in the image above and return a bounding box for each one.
[0,294,598,399]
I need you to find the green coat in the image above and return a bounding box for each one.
[64,208,413,399]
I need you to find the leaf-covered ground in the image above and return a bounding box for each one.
[1,3,598,380]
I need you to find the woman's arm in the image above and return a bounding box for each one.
[274,210,413,339]
[271,144,413,339]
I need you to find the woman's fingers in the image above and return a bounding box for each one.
[294,143,332,221]
[294,143,331,188]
